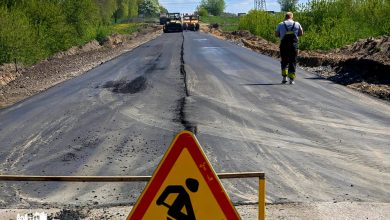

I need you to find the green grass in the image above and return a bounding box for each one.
[200,16,240,31]
[95,22,145,44]
[238,0,390,51]
[111,23,145,34]
[239,12,283,43]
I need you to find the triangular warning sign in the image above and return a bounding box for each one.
[127,130,241,219]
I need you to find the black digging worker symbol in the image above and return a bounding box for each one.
[156,178,199,220]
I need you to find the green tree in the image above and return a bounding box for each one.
[95,0,118,24]
[277,0,299,12]
[128,0,138,17]
[138,0,160,17]
[159,5,168,14]
[200,0,225,16]
[113,0,130,22]
[61,0,99,42]
[0,7,43,64]
[24,0,75,53]
[0,0,153,65]
[197,6,208,16]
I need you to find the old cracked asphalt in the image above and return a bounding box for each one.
[0,32,389,217]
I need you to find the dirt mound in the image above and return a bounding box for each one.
[81,40,102,52]
[0,64,22,86]
[200,23,225,40]
[52,40,102,59]
[337,36,390,64]
[102,34,126,48]
[230,30,258,40]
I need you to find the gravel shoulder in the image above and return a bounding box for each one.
[1,202,389,219]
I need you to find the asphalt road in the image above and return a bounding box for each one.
[0,31,389,211]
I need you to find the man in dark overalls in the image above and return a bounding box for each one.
[275,12,304,84]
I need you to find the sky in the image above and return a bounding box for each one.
[160,0,310,14]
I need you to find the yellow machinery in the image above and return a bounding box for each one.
[163,13,183,33]
[183,15,200,31]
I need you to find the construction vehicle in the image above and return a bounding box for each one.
[163,13,183,33]
[182,15,200,31]
[160,13,168,25]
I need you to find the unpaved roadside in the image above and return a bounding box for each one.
[0,24,162,109]
[1,202,389,219]
[201,24,390,101]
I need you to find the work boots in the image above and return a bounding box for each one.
[282,76,288,84]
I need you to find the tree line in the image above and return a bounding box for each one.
[0,0,165,65]
[198,0,226,16]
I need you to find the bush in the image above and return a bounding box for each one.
[239,11,283,43]
[201,15,240,31]
[198,7,208,16]
[0,7,46,65]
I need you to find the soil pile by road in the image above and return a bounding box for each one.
[0,24,162,109]
[203,25,390,101]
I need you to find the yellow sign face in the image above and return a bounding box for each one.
[143,148,226,218]
[127,131,240,220]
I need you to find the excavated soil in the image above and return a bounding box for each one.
[0,24,162,109]
[202,24,390,101]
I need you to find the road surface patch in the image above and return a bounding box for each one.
[103,76,147,94]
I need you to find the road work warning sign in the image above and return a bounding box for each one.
[127,130,240,220]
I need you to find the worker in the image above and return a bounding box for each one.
[275,12,304,84]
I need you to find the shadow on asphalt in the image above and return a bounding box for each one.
[305,76,327,80]
[241,83,282,86]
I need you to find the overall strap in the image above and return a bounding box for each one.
[290,22,296,31]
[283,21,289,32]
[283,21,296,34]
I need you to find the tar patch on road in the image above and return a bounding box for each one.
[103,76,147,94]
[176,33,197,134]
[175,97,197,134]
[62,152,77,162]
[49,209,87,220]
